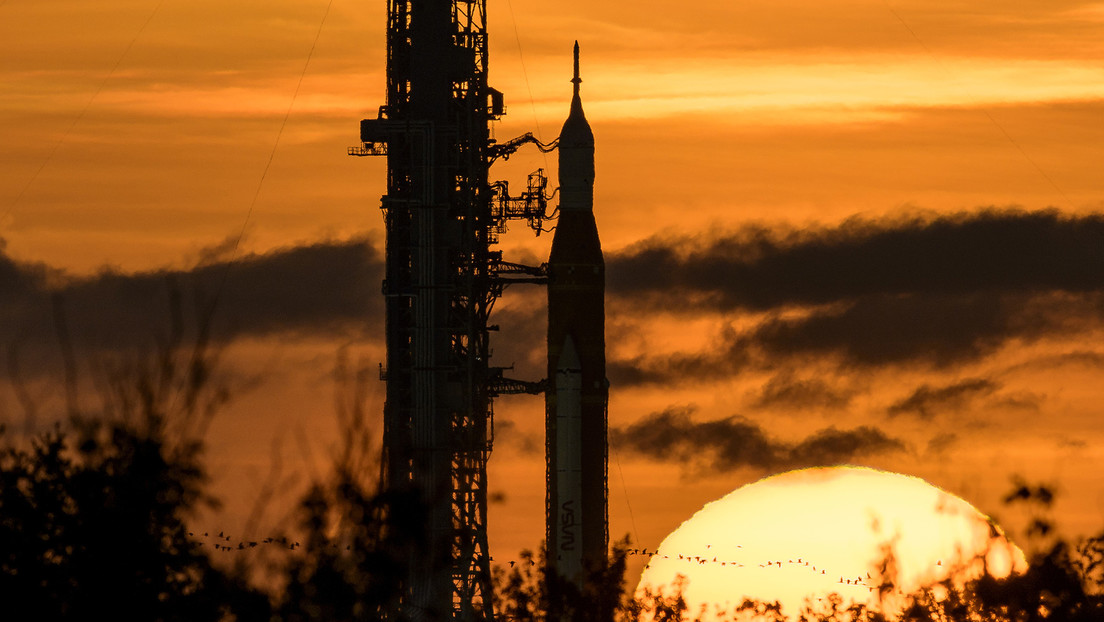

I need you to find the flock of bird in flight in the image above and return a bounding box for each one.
[628,546,941,594]
[191,531,937,593]
[191,530,305,553]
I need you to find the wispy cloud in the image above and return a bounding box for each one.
[609,209,1104,309]
[610,406,905,473]
[750,372,855,410]
[887,378,1000,419]
[0,237,384,371]
[607,209,1104,372]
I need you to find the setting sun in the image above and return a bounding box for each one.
[636,466,1025,620]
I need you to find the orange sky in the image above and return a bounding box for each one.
[2,0,1104,586]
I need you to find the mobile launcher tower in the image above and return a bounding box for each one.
[349,0,607,620]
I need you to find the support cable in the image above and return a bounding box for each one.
[163,0,336,421]
[202,0,336,327]
[2,0,166,223]
[226,0,337,261]
[611,444,641,550]
[881,0,1072,207]
[503,0,551,168]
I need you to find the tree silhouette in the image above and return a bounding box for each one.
[0,285,268,620]
[0,418,268,620]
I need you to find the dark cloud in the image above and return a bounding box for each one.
[1002,350,1104,375]
[0,238,385,367]
[606,289,1094,384]
[750,290,1101,367]
[489,299,547,380]
[887,378,999,419]
[492,418,541,455]
[610,406,905,473]
[607,334,750,387]
[11,207,1104,388]
[603,209,1104,374]
[991,391,1044,412]
[925,432,959,455]
[608,209,1104,310]
[751,372,854,410]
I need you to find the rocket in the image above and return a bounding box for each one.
[546,42,608,590]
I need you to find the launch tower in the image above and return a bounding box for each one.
[351,0,553,620]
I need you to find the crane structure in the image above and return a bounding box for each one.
[351,0,553,620]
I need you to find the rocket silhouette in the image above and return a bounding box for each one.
[546,42,608,586]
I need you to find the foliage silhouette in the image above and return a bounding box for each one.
[0,420,269,620]
[4,288,1103,622]
[272,351,418,621]
[492,538,630,622]
[0,285,268,620]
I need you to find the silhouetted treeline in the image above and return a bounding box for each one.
[2,304,1103,620]
[7,394,1099,622]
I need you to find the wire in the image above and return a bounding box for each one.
[2,0,166,224]
[167,0,337,423]
[611,444,641,549]
[199,0,336,328]
[228,0,336,260]
[503,0,551,168]
[881,0,1072,207]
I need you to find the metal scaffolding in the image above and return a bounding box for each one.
[352,1,552,620]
